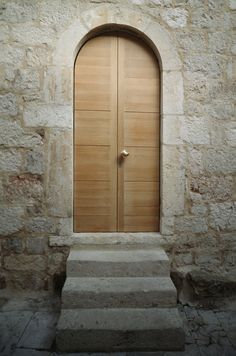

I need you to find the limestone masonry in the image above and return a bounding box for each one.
[0,0,235,300]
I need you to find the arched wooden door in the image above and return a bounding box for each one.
[74,34,160,232]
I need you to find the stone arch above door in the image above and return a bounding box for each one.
[51,5,185,239]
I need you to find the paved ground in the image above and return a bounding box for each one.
[0,292,236,356]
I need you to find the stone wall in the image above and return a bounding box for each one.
[0,0,235,297]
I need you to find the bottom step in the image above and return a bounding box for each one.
[56,308,185,352]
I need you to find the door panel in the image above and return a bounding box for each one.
[74,111,111,146]
[124,112,159,147]
[118,36,160,231]
[74,34,160,232]
[74,36,117,231]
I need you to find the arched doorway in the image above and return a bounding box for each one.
[73,33,160,232]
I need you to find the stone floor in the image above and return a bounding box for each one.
[0,291,236,356]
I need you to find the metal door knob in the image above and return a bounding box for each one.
[121,149,129,157]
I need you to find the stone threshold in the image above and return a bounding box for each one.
[49,232,163,247]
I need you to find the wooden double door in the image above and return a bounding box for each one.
[74,34,160,232]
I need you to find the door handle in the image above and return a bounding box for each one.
[121,149,129,158]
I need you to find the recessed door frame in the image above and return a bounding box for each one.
[50,7,184,245]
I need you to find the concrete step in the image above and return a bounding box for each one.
[56,307,185,352]
[62,276,177,309]
[67,245,170,277]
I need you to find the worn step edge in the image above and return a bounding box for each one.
[67,248,170,277]
[62,277,177,308]
[56,307,185,352]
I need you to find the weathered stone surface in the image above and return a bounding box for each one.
[4,255,46,271]
[0,119,43,147]
[0,0,39,22]
[0,149,23,172]
[181,117,210,145]
[0,24,9,42]
[11,24,56,45]
[229,0,236,10]
[203,148,236,174]
[25,47,52,67]
[62,276,177,308]
[186,269,236,298]
[209,202,236,232]
[25,149,44,175]
[175,216,208,234]
[0,93,17,116]
[161,8,188,28]
[23,103,72,128]
[0,45,25,66]
[184,55,224,78]
[42,66,72,104]
[2,237,24,254]
[26,236,48,255]
[67,247,170,277]
[190,176,233,202]
[17,311,58,350]
[25,217,57,234]
[14,68,40,92]
[45,129,72,217]
[5,174,43,204]
[56,308,185,352]
[225,121,236,146]
[0,207,24,236]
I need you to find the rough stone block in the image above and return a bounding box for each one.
[2,238,24,254]
[25,148,44,175]
[46,129,72,217]
[184,55,225,78]
[26,236,48,255]
[62,276,177,309]
[0,1,39,22]
[5,174,43,204]
[67,247,170,277]
[0,207,24,236]
[0,45,25,66]
[0,149,23,172]
[162,71,184,115]
[0,93,17,116]
[14,68,40,92]
[162,115,183,145]
[42,66,72,104]
[26,47,52,67]
[229,0,236,10]
[209,202,236,232]
[4,255,46,271]
[203,147,236,174]
[161,8,188,28]
[191,204,207,216]
[190,176,233,202]
[175,216,208,234]
[0,24,9,42]
[25,217,57,234]
[23,103,72,128]
[181,116,210,144]
[0,119,43,148]
[226,121,236,146]
[11,24,55,45]
[56,308,185,352]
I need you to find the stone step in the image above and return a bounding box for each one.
[67,245,170,277]
[62,276,177,309]
[56,307,185,352]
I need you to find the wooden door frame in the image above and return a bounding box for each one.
[50,8,184,246]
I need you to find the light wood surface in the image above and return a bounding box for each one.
[74,36,117,231]
[74,34,160,232]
